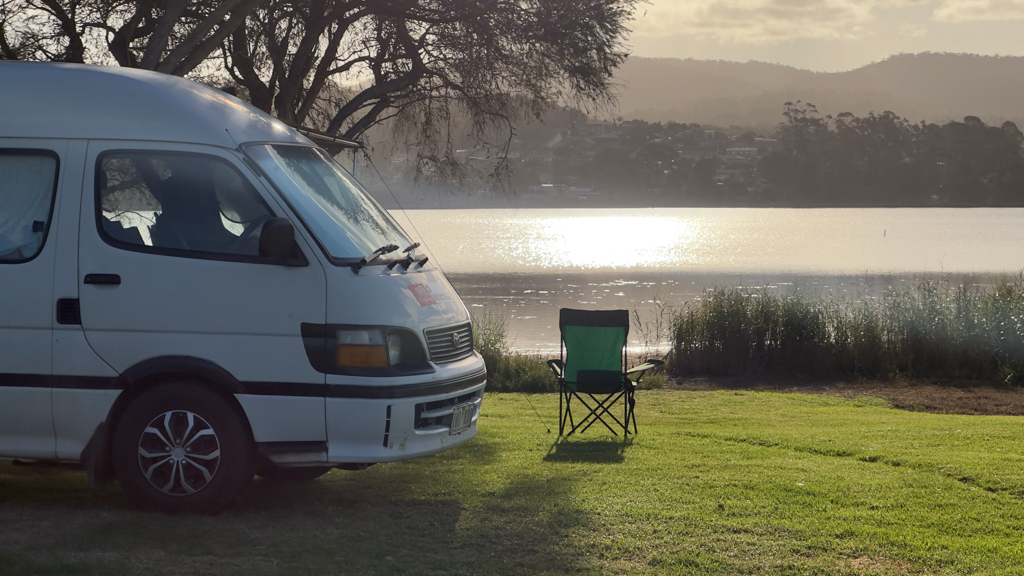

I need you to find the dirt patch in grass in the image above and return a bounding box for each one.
[841,555,915,574]
[668,376,1024,416]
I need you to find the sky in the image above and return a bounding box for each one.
[628,0,1024,72]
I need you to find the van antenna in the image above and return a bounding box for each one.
[225,128,241,150]
[362,149,437,269]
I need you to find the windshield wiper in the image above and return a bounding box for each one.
[387,242,429,271]
[352,244,399,274]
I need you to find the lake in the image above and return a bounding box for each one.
[390,208,1024,353]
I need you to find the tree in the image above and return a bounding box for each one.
[768,101,832,203]
[3,0,638,183]
[760,103,1024,207]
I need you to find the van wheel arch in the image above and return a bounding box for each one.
[85,357,254,489]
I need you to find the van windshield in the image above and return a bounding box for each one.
[245,144,411,261]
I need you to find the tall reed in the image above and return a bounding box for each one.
[669,278,1024,382]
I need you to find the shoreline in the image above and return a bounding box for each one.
[668,376,1024,416]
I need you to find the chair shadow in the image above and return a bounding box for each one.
[543,438,631,464]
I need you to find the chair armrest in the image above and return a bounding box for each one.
[626,359,664,375]
[546,359,564,379]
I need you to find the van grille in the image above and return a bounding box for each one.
[415,390,482,431]
[424,323,473,363]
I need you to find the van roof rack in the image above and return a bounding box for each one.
[278,120,361,149]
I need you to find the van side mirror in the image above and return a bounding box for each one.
[258,218,298,261]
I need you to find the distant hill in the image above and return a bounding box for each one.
[614,53,1024,129]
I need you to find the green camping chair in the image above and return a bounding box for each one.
[547,308,663,437]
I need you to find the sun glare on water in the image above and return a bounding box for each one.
[501,215,706,270]
[401,208,1024,275]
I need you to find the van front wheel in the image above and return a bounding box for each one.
[113,384,254,514]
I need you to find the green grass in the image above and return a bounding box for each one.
[671,278,1024,382]
[4,390,1024,574]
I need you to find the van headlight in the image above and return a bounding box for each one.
[387,333,402,365]
[301,323,430,376]
[335,329,389,368]
[334,328,404,368]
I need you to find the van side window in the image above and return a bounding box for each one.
[98,151,274,258]
[0,151,59,263]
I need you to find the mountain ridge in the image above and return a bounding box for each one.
[614,53,1024,128]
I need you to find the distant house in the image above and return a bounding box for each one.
[579,120,617,136]
[679,151,711,162]
[725,147,758,158]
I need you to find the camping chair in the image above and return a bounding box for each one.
[546,308,664,437]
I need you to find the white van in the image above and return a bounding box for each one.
[0,62,486,513]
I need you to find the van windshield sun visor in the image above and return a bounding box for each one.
[243,144,413,263]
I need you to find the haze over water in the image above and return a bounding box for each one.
[393,208,1024,352]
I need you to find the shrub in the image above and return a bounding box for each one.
[472,311,556,393]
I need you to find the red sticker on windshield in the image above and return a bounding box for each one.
[408,284,437,306]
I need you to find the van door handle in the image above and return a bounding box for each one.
[84,274,121,286]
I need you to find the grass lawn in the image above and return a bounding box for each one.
[3,389,1024,575]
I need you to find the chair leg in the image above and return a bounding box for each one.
[566,391,586,438]
[615,379,639,436]
[624,392,630,435]
[626,391,637,435]
[574,391,627,436]
[561,381,569,434]
[560,384,634,437]
[560,385,578,437]
[565,392,601,436]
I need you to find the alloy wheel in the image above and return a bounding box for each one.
[137,410,221,496]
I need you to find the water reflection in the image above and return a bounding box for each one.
[395,208,1024,275]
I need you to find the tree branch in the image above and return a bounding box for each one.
[156,0,257,75]
[37,0,85,62]
[138,0,189,69]
[168,2,256,76]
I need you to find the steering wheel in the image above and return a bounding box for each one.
[228,214,273,254]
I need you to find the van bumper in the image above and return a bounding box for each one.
[324,358,486,464]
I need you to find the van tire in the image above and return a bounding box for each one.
[257,465,333,482]
[112,383,254,514]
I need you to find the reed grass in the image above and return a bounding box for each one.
[670,277,1024,382]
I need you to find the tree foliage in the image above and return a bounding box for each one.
[759,102,1024,205]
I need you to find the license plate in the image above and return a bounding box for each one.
[449,402,474,435]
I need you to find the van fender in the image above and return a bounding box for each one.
[81,356,251,488]
[117,356,246,394]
